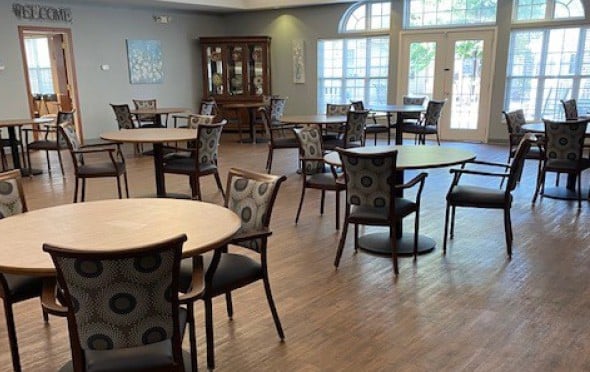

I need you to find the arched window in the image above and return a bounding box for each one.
[514,0,585,21]
[339,1,391,33]
[406,0,497,28]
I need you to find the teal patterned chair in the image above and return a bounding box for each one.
[132,99,163,128]
[162,121,226,200]
[179,168,287,370]
[259,107,299,173]
[0,170,50,372]
[43,234,199,372]
[533,119,590,208]
[444,134,535,257]
[334,149,427,275]
[403,99,445,145]
[561,99,578,120]
[324,110,369,150]
[59,121,129,203]
[294,126,345,229]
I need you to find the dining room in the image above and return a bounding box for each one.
[1,0,590,371]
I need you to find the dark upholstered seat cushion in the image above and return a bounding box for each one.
[403,124,437,134]
[447,185,509,208]
[163,157,217,174]
[2,274,44,302]
[179,253,261,297]
[511,145,543,159]
[77,162,125,176]
[27,140,67,151]
[306,173,341,188]
[272,137,299,148]
[546,158,590,172]
[83,308,188,372]
[364,124,388,133]
[349,198,416,223]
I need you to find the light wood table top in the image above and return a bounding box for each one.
[0,198,241,276]
[0,117,54,128]
[281,114,348,125]
[101,128,197,143]
[130,107,189,115]
[324,145,476,169]
[368,104,426,113]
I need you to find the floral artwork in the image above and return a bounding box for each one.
[292,40,305,84]
[126,40,163,84]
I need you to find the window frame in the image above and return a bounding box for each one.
[511,0,586,24]
[338,1,392,35]
[403,0,498,30]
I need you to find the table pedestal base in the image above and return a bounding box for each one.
[20,168,43,177]
[541,187,589,201]
[358,232,436,256]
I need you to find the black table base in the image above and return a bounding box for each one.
[357,231,436,256]
[540,187,590,201]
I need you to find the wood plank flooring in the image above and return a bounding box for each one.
[1,134,589,371]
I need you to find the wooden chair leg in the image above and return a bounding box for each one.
[186,304,198,372]
[123,172,130,198]
[450,206,456,239]
[390,225,399,275]
[266,148,273,173]
[204,298,215,370]
[4,300,22,372]
[214,172,225,201]
[335,189,340,230]
[262,273,285,340]
[45,150,51,173]
[81,179,86,202]
[225,292,233,319]
[295,185,306,224]
[57,150,65,177]
[320,190,326,215]
[73,178,79,203]
[504,208,513,258]
[443,203,451,254]
[334,212,349,268]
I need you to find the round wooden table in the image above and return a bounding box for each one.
[0,198,241,276]
[280,114,348,125]
[366,104,426,145]
[130,107,189,127]
[101,128,197,197]
[222,102,265,143]
[0,118,54,175]
[325,145,476,256]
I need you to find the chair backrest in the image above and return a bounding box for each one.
[561,99,578,120]
[503,109,526,135]
[200,99,217,116]
[423,99,446,126]
[344,110,368,146]
[259,107,275,142]
[543,118,588,163]
[293,126,325,175]
[402,96,427,120]
[133,99,157,121]
[350,101,365,111]
[270,97,288,123]
[58,121,83,168]
[225,168,286,250]
[194,121,226,168]
[110,104,136,130]
[506,133,535,191]
[326,103,351,116]
[337,148,397,215]
[0,170,27,219]
[56,111,75,146]
[188,114,215,129]
[43,235,187,355]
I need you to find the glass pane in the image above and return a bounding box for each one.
[345,5,366,31]
[207,46,223,96]
[515,0,546,21]
[450,40,484,130]
[345,39,367,78]
[345,79,365,102]
[249,45,264,95]
[582,30,590,75]
[407,0,497,28]
[369,37,389,77]
[509,31,543,76]
[506,77,539,116]
[24,37,54,94]
[554,0,585,19]
[408,41,436,98]
[370,2,390,30]
[319,40,343,78]
[227,46,243,96]
[541,78,573,118]
[545,28,579,76]
[368,78,388,105]
[578,78,590,115]
[319,79,342,113]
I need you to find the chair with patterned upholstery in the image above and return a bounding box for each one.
[401,95,427,125]
[334,149,427,274]
[0,170,51,372]
[133,99,163,127]
[444,134,535,257]
[403,99,445,145]
[293,126,345,229]
[351,100,390,145]
[502,109,544,187]
[324,110,369,150]
[110,104,138,130]
[173,99,218,128]
[179,168,286,370]
[324,103,351,141]
[59,121,129,203]
[162,121,226,201]
[561,99,578,120]
[259,107,299,173]
[533,119,590,208]
[42,234,199,372]
[23,110,74,177]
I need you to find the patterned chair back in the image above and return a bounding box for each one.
[503,109,527,146]
[110,104,136,130]
[543,119,588,163]
[132,99,157,121]
[0,170,27,219]
[58,121,84,167]
[344,110,368,146]
[56,111,75,147]
[423,99,446,127]
[188,114,215,129]
[270,97,288,123]
[326,103,351,116]
[337,148,397,213]
[350,101,365,111]
[293,127,325,175]
[259,107,274,141]
[200,100,217,116]
[225,168,286,251]
[43,234,187,352]
[195,121,226,167]
[561,99,578,120]
[506,133,534,191]
[402,96,427,120]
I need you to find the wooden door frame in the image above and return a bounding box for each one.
[18,26,83,142]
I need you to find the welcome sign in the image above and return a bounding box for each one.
[12,3,72,22]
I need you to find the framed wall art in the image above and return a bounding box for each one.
[126,39,163,84]
[292,39,305,84]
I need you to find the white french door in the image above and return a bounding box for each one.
[399,29,495,142]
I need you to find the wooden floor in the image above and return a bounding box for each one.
[1,134,589,371]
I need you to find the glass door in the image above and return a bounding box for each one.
[399,29,495,142]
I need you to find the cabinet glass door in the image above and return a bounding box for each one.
[228,46,244,96]
[249,44,265,96]
[207,46,224,96]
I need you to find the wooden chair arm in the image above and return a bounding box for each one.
[178,256,204,304]
[230,228,272,244]
[41,277,68,317]
[395,172,428,190]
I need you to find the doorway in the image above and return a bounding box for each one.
[18,26,83,140]
[399,28,495,143]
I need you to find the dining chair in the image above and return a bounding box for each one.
[23,110,74,177]
[58,121,129,203]
[334,148,427,274]
[532,119,590,208]
[0,169,50,372]
[42,234,199,372]
[324,110,369,150]
[179,168,287,370]
[173,99,218,128]
[162,121,226,201]
[561,99,578,120]
[132,98,162,127]
[351,100,390,145]
[444,134,535,257]
[401,95,427,125]
[324,103,351,141]
[502,109,543,187]
[403,99,445,145]
[259,107,299,173]
[293,126,345,229]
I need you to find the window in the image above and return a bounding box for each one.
[318,37,389,112]
[505,27,590,119]
[24,37,54,95]
[514,0,585,22]
[406,0,497,28]
[340,1,391,33]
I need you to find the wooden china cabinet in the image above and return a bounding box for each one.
[199,36,272,131]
